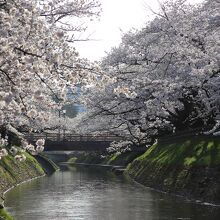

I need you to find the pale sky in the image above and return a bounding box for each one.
[74,0,205,61]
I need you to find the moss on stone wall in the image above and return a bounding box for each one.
[0,152,45,220]
[126,136,220,204]
[69,151,144,167]
[0,152,44,194]
[0,208,13,220]
[104,151,144,166]
[73,152,105,164]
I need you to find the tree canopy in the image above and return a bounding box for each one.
[75,0,220,152]
[0,0,100,158]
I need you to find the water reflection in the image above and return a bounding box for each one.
[5,166,220,220]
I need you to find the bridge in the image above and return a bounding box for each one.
[24,133,146,152]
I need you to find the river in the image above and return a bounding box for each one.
[5,166,220,220]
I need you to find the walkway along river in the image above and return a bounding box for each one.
[4,165,220,220]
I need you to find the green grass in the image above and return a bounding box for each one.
[74,152,105,164]
[0,152,46,219]
[23,152,45,173]
[125,136,220,204]
[0,139,48,220]
[67,157,77,163]
[68,151,144,167]
[132,136,220,167]
[105,151,144,166]
[0,208,14,220]
[0,152,45,194]
[106,154,118,164]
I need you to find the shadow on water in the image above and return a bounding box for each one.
[4,165,220,220]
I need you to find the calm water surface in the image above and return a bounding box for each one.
[5,166,220,220]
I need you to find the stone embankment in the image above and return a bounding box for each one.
[67,135,220,204]
[0,152,58,219]
[126,136,220,204]
[66,151,143,175]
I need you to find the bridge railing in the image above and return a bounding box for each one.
[23,133,122,142]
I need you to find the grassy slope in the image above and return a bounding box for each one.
[0,209,13,220]
[104,151,144,166]
[69,151,144,167]
[0,152,44,193]
[133,136,220,167]
[72,152,105,164]
[0,153,45,220]
[126,136,220,203]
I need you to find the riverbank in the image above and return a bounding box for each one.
[126,135,220,205]
[67,151,144,174]
[67,135,220,205]
[0,153,48,219]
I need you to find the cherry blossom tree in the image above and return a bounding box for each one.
[0,0,101,159]
[76,0,220,152]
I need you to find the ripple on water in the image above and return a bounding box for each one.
[4,167,220,220]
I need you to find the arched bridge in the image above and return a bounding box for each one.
[24,133,145,152]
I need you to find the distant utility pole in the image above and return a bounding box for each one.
[63,109,66,139]
[58,109,61,141]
